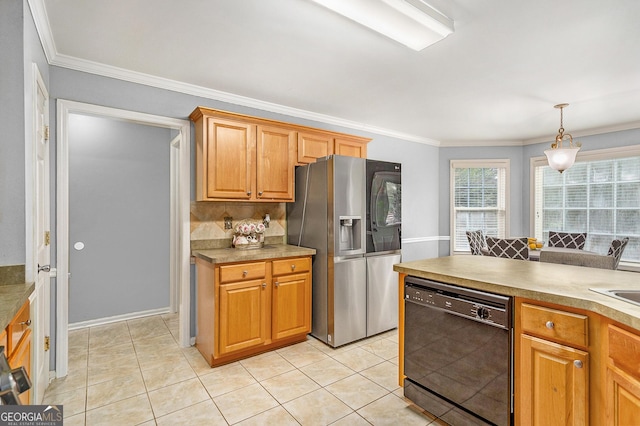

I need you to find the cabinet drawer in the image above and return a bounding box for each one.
[272,257,310,276]
[8,301,30,355]
[608,325,640,379]
[219,262,267,283]
[521,303,588,347]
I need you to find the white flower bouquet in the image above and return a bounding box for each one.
[232,219,266,249]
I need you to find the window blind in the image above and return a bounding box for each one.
[451,160,509,253]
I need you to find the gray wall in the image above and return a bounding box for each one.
[67,114,171,323]
[438,146,526,256]
[0,0,50,267]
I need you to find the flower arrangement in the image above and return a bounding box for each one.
[232,219,266,249]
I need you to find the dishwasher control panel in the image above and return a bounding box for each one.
[404,276,511,329]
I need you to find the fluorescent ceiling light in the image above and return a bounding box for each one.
[311,0,454,51]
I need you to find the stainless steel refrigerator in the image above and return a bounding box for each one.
[287,155,367,347]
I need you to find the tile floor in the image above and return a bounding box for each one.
[43,314,442,425]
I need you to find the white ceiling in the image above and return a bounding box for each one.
[35,0,640,146]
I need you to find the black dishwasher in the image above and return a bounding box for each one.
[404,276,513,426]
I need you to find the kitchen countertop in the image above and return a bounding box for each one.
[193,244,316,264]
[0,282,35,330]
[394,256,640,330]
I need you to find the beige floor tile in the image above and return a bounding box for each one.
[86,370,146,410]
[155,400,227,426]
[325,374,388,410]
[68,328,89,351]
[88,322,131,350]
[199,362,257,398]
[128,315,170,341]
[213,382,279,424]
[329,412,371,425]
[182,346,216,376]
[332,347,385,372]
[85,394,154,426]
[147,377,210,418]
[43,386,86,417]
[357,393,432,426]
[136,347,187,372]
[45,368,88,395]
[133,333,180,354]
[88,340,135,361]
[237,405,299,426]
[141,358,196,391]
[299,357,355,387]
[277,341,331,368]
[260,369,320,404]
[87,356,141,386]
[63,412,86,426]
[240,351,295,381]
[283,388,353,426]
[359,337,399,360]
[360,360,402,392]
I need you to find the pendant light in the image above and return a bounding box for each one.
[544,103,581,173]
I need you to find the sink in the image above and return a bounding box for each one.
[590,288,640,307]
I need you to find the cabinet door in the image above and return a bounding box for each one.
[519,334,588,426]
[218,279,268,355]
[272,272,311,340]
[334,137,367,158]
[606,366,640,425]
[256,125,296,201]
[8,328,31,405]
[297,132,333,164]
[203,117,255,200]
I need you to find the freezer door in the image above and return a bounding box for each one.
[331,257,367,347]
[366,253,401,336]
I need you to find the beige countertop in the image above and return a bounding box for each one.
[0,282,35,330]
[193,244,316,264]
[394,256,640,331]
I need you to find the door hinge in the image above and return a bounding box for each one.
[44,125,49,141]
[45,231,50,246]
[44,336,50,351]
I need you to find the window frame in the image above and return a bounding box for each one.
[450,159,511,255]
[530,144,640,271]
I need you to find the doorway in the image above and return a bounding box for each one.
[56,100,190,377]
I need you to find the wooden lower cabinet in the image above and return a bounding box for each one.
[4,300,32,404]
[605,324,640,424]
[519,334,589,425]
[196,256,312,367]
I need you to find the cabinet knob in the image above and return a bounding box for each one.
[262,283,266,289]
[275,281,279,287]
[258,191,263,196]
[247,191,252,196]
[291,264,296,270]
[545,321,555,329]
[574,360,583,368]
[19,319,32,327]
[243,270,248,277]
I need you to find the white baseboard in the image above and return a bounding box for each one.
[68,307,172,330]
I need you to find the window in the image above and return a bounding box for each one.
[451,160,510,254]
[532,146,640,266]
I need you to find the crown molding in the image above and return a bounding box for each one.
[522,120,640,145]
[439,139,525,148]
[27,0,440,147]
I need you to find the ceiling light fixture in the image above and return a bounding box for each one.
[310,0,454,51]
[544,103,581,173]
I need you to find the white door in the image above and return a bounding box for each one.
[33,66,51,403]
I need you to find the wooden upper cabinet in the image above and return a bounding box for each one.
[297,132,333,164]
[256,125,296,201]
[203,117,255,200]
[335,137,367,159]
[191,107,370,201]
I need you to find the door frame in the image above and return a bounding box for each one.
[55,100,191,377]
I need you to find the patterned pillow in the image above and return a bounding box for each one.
[466,230,486,255]
[547,232,587,249]
[486,237,529,260]
[607,237,630,269]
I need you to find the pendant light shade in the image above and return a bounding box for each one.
[544,103,581,173]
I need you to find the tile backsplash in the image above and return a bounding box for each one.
[190,202,286,250]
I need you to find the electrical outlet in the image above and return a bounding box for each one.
[224,217,233,230]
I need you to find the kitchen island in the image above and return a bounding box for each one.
[394,256,640,425]
[193,244,316,367]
